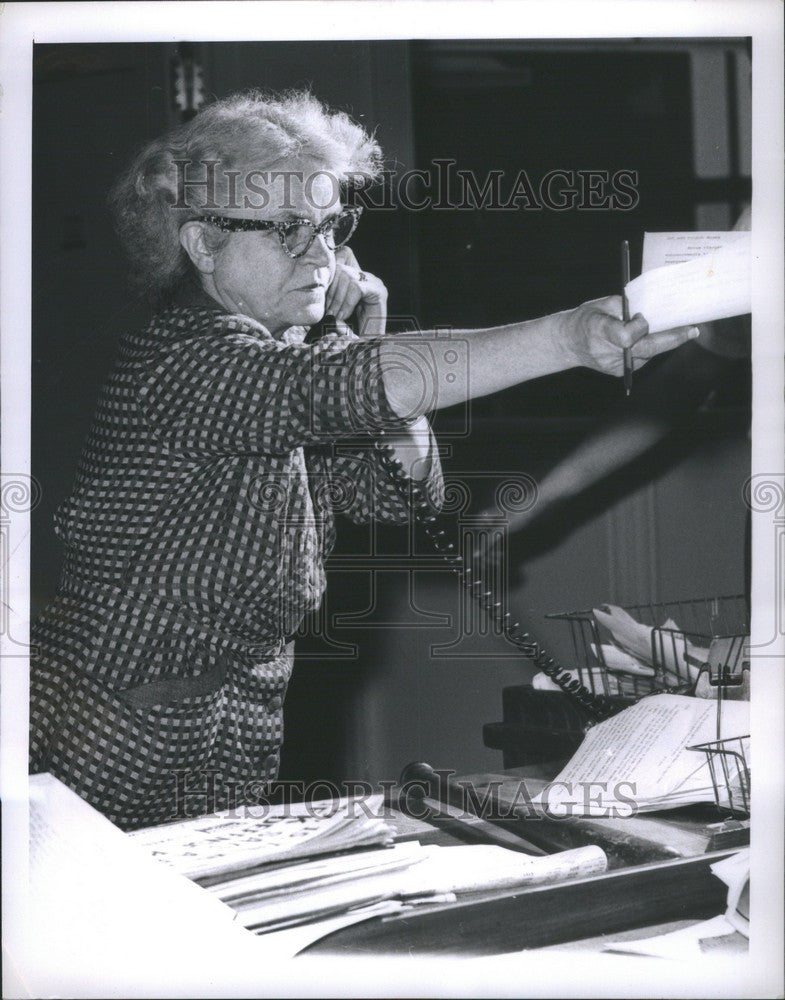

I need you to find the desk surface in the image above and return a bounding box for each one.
[449,765,749,866]
[302,765,741,956]
[303,849,733,955]
[20,772,751,993]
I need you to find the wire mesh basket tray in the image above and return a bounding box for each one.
[545,594,749,700]
[687,734,751,817]
[546,594,751,817]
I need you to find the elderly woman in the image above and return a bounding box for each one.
[29,90,697,830]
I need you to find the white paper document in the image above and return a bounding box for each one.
[625,230,750,334]
[129,794,394,879]
[604,913,740,960]
[25,774,269,997]
[532,695,749,816]
[215,841,607,933]
[712,848,750,937]
[604,848,750,959]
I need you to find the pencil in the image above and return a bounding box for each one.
[621,239,632,396]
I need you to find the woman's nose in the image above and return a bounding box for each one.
[304,233,334,266]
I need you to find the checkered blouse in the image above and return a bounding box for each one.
[30,294,443,829]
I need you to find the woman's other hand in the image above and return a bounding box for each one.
[325,247,388,338]
[563,295,700,376]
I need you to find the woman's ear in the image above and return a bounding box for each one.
[179,221,216,274]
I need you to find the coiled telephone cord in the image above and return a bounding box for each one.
[374,436,620,723]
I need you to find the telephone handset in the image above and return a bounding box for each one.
[310,314,618,723]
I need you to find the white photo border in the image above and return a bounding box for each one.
[2,2,782,997]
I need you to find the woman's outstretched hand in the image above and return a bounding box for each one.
[563,295,700,376]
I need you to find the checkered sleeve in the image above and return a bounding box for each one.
[136,316,414,456]
[311,429,444,525]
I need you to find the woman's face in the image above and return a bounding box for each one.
[207,158,340,335]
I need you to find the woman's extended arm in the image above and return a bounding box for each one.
[327,248,698,471]
[379,299,700,419]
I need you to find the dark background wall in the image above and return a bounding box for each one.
[32,39,751,787]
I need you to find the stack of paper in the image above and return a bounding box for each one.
[130,792,608,940]
[206,842,607,934]
[129,794,394,880]
[532,694,749,816]
[23,775,609,966]
[214,843,426,931]
[25,774,270,995]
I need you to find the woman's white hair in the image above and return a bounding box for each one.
[109,89,383,302]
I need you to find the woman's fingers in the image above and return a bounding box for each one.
[329,246,363,318]
[631,324,700,359]
[607,308,699,356]
[324,268,360,318]
[323,270,341,314]
[578,298,701,376]
[617,313,649,348]
[325,253,388,329]
[330,277,364,322]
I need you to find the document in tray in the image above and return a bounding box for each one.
[129,794,394,880]
[532,694,749,816]
[625,230,750,334]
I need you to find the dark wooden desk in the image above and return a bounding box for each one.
[302,764,740,956]
[447,765,749,866]
[304,851,732,955]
